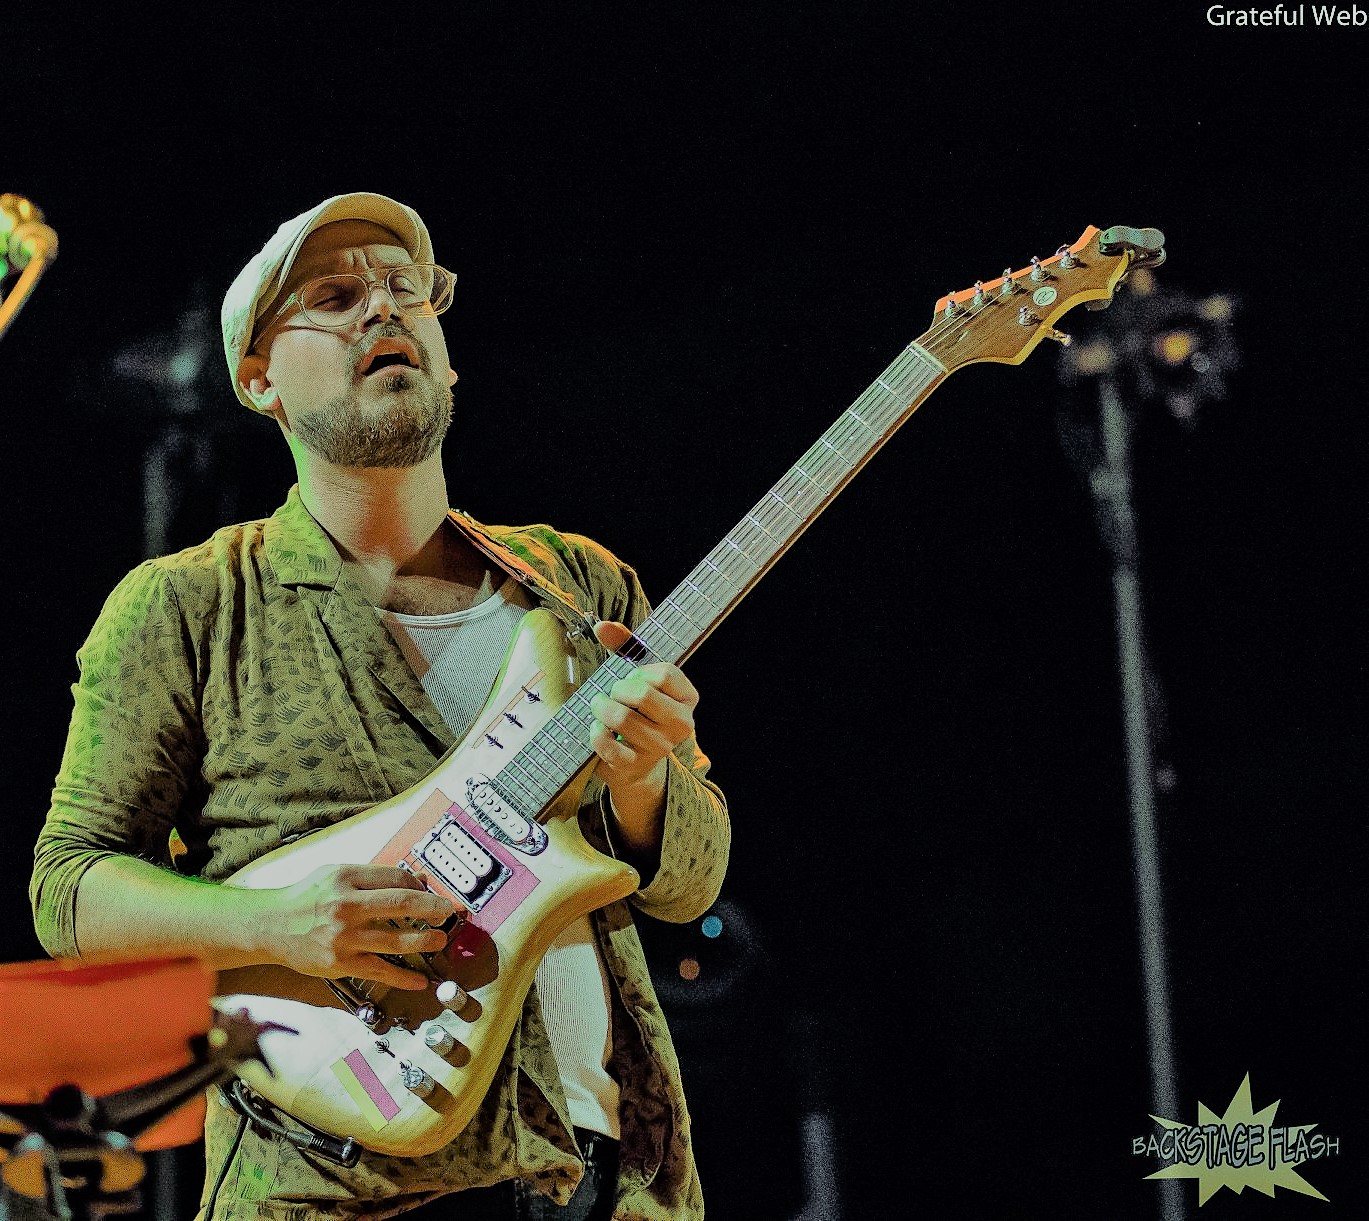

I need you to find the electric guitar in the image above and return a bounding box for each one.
[217,224,1166,1157]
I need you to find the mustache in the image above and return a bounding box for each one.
[350,324,432,379]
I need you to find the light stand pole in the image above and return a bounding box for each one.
[1058,271,1238,1221]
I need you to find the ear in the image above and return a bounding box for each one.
[448,367,459,386]
[238,353,283,419]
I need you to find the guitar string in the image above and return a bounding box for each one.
[480,254,1102,821]
[342,258,1097,1007]
[485,335,949,810]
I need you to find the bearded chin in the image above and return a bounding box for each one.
[293,375,454,468]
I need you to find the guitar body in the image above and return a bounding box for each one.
[217,608,640,1157]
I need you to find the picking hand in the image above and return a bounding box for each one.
[265,862,453,990]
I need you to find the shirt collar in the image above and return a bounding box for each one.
[263,485,345,588]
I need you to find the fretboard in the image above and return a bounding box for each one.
[639,338,947,665]
[490,338,948,822]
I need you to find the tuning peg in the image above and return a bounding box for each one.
[999,269,1017,297]
[1043,327,1072,345]
[1030,256,1047,282]
[942,294,959,317]
[971,281,987,306]
[1017,305,1038,326]
[1056,244,1078,270]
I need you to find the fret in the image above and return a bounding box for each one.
[681,573,723,611]
[743,512,781,545]
[771,471,819,515]
[703,549,752,590]
[832,410,876,443]
[721,535,763,570]
[659,595,706,635]
[792,461,835,494]
[644,613,686,649]
[765,489,805,523]
[818,436,853,464]
[516,739,562,790]
[698,555,726,585]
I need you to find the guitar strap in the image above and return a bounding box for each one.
[445,509,603,645]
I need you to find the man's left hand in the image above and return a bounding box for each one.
[588,620,699,847]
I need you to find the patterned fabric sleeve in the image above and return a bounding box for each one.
[30,560,205,958]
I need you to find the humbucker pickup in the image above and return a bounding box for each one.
[412,815,511,912]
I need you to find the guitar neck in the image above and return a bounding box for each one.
[641,337,948,665]
[484,220,1160,825]
[492,337,948,822]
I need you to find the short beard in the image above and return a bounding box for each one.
[292,372,454,468]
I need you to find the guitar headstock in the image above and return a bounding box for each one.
[919,225,1166,372]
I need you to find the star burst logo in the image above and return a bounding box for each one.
[1134,1075,1339,1205]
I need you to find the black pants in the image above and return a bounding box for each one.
[399,1131,618,1221]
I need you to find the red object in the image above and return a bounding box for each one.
[0,956,215,1149]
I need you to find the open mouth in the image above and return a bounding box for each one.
[360,339,422,377]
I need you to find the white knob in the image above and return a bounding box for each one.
[436,979,467,1010]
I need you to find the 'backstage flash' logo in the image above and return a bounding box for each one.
[1133,1075,1339,1205]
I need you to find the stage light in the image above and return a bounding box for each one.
[1153,329,1196,366]
[701,914,723,938]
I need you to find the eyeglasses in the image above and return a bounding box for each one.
[252,263,456,350]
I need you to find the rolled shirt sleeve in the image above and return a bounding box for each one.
[31,562,204,958]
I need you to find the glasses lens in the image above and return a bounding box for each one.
[425,266,456,314]
[296,265,455,328]
[299,275,368,326]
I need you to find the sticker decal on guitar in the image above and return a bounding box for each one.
[331,1049,402,1130]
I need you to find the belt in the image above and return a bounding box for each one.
[573,1125,618,1167]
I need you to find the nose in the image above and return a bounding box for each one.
[361,279,405,328]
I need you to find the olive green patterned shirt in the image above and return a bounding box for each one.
[30,486,730,1220]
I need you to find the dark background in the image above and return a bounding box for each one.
[3,4,1363,1218]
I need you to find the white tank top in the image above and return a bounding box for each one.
[379,579,621,1139]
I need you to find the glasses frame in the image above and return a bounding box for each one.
[250,262,456,353]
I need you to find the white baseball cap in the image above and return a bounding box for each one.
[220,191,434,408]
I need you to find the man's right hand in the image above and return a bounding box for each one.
[263,863,454,990]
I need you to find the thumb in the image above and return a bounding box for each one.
[593,620,634,653]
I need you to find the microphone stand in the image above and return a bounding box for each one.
[1056,270,1238,1221]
